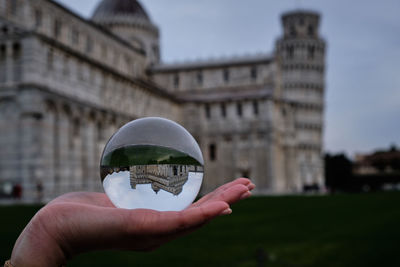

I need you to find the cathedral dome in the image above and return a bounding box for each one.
[91,0,160,65]
[92,0,152,25]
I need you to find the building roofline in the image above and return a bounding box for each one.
[150,53,273,73]
[135,78,183,103]
[282,8,320,17]
[281,9,320,19]
[28,32,179,103]
[46,0,146,56]
[177,84,273,103]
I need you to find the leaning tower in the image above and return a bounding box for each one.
[276,10,326,190]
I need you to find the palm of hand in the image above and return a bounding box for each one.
[11,178,254,267]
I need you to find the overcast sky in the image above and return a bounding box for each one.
[56,0,400,157]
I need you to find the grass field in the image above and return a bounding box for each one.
[1,193,400,266]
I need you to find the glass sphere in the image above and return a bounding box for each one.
[100,117,204,211]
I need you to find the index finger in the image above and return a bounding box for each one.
[125,201,230,235]
[194,178,254,206]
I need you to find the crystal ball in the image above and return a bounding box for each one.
[100,117,204,211]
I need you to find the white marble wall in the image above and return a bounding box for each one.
[152,61,274,92]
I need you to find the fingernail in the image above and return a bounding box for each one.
[248,183,256,190]
[221,208,232,215]
[240,191,251,200]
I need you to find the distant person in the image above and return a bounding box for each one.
[12,184,22,200]
[4,178,255,267]
[36,180,44,203]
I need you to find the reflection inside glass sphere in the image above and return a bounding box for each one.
[100,118,204,211]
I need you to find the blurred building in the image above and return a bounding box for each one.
[0,0,326,201]
[354,146,400,175]
[345,147,400,192]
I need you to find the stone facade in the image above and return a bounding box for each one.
[0,0,326,202]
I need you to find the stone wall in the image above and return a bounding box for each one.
[0,1,326,201]
[151,56,274,92]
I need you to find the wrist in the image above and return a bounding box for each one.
[10,209,67,267]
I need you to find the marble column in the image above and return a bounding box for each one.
[20,114,42,201]
[87,113,98,191]
[18,90,44,202]
[5,41,13,84]
[94,114,109,192]
[57,106,72,194]
[0,99,19,190]
[80,110,96,191]
[70,111,83,192]
[94,120,103,192]
[41,101,56,200]
[0,1,5,16]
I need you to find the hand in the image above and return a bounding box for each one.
[10,178,255,267]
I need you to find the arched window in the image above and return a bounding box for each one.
[220,103,226,118]
[1,26,8,35]
[101,44,107,58]
[71,28,79,45]
[76,61,84,81]
[237,102,242,117]
[47,48,54,71]
[205,103,211,119]
[289,25,296,37]
[97,122,104,142]
[299,17,305,26]
[34,9,42,27]
[0,44,6,82]
[308,46,315,59]
[63,55,70,76]
[152,44,159,60]
[209,144,216,161]
[113,52,120,65]
[86,36,93,53]
[10,0,17,15]
[252,100,259,115]
[287,46,294,59]
[308,25,314,37]
[173,73,179,88]
[12,43,20,58]
[223,69,229,82]
[53,19,62,39]
[281,108,287,117]
[0,44,5,59]
[197,71,203,85]
[250,66,257,80]
[73,118,80,137]
[12,43,21,82]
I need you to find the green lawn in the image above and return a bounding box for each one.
[1,193,400,266]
